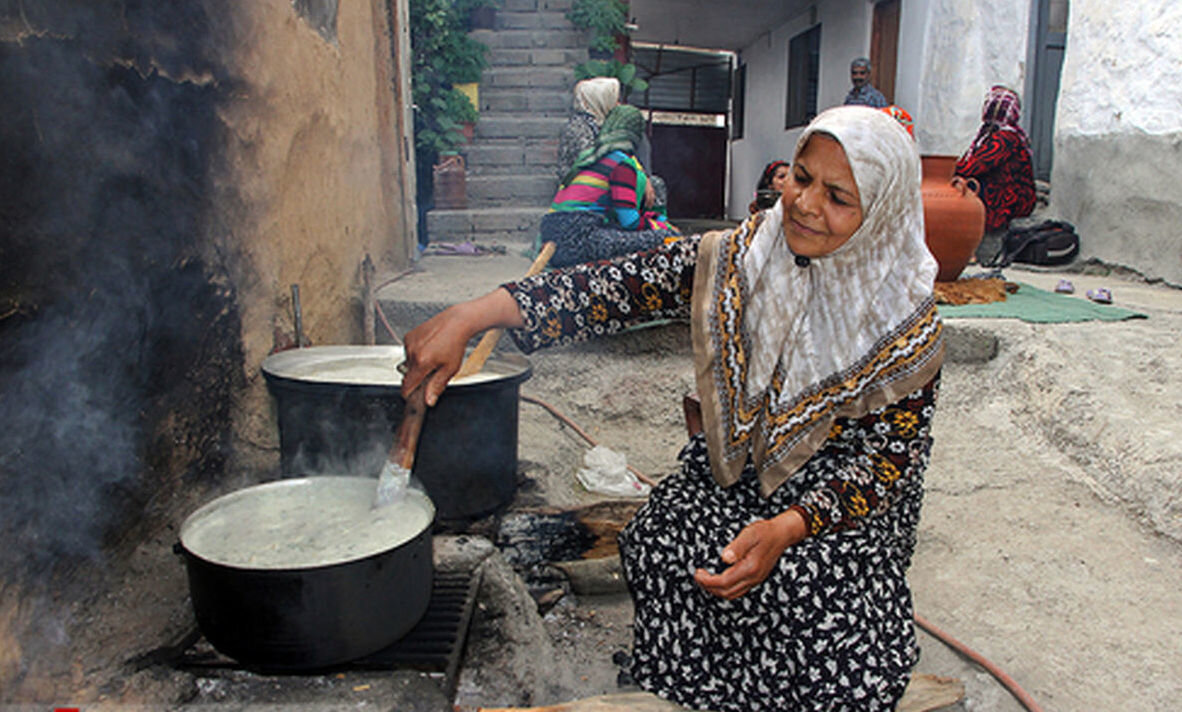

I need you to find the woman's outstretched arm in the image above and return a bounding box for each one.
[401,288,524,406]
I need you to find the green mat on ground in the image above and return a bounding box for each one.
[938,282,1147,322]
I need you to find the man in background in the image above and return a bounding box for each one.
[844,57,888,108]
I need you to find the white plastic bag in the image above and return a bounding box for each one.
[576,445,651,497]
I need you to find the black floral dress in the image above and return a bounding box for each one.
[504,237,940,712]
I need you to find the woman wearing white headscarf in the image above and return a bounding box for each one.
[401,106,944,711]
[556,77,621,181]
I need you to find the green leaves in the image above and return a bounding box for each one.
[410,0,490,160]
[566,0,628,54]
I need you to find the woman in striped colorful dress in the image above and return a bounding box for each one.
[543,104,679,267]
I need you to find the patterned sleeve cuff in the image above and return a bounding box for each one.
[787,504,820,538]
[496,238,699,354]
[501,278,548,354]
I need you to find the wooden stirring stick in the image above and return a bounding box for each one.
[375,373,430,507]
[389,380,428,471]
[453,242,555,379]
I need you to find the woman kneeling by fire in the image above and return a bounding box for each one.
[401,106,945,711]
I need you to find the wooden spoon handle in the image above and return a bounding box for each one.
[454,241,555,379]
[390,382,428,471]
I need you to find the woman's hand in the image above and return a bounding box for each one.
[400,288,524,406]
[643,179,656,209]
[694,509,807,600]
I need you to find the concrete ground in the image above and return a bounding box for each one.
[378,252,1182,712]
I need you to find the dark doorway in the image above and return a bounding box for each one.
[1029,0,1068,181]
[786,25,821,128]
[651,124,727,219]
[870,0,900,103]
[632,45,732,220]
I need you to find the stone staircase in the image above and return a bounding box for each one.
[425,0,587,248]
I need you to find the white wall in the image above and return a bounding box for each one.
[909,0,1032,156]
[816,0,875,111]
[727,0,872,219]
[893,0,933,118]
[1051,0,1182,284]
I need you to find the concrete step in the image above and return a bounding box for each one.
[476,114,568,139]
[495,10,576,31]
[502,0,576,12]
[425,206,547,246]
[484,66,575,90]
[486,47,586,67]
[479,87,571,116]
[465,174,557,206]
[470,28,586,50]
[464,138,559,173]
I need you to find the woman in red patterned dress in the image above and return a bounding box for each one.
[954,86,1037,261]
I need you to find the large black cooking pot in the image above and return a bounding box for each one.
[261,345,531,521]
[178,476,434,670]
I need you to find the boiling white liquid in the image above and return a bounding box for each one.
[263,346,521,387]
[285,358,507,386]
[181,477,433,569]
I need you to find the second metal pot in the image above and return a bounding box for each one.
[261,345,532,521]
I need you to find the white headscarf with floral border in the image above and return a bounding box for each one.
[691,105,944,496]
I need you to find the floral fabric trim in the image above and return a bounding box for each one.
[794,374,939,535]
[502,236,698,354]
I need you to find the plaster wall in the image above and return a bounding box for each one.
[220,0,415,468]
[727,0,872,219]
[909,0,1032,156]
[1050,0,1182,285]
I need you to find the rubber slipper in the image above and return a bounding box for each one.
[1086,287,1112,304]
[1054,279,1075,294]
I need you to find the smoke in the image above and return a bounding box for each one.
[0,3,241,580]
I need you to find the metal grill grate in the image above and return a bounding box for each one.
[163,566,481,701]
[348,568,482,698]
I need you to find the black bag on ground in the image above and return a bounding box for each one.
[990,219,1080,267]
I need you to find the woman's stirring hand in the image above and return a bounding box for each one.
[401,288,524,406]
[694,509,808,600]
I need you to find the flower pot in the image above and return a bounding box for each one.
[921,155,985,283]
[433,155,466,210]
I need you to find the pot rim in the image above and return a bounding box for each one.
[261,344,531,392]
[179,475,436,572]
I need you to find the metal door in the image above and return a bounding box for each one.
[1029,0,1069,181]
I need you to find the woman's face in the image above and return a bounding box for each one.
[781,134,863,258]
[770,164,791,192]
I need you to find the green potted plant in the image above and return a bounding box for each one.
[566,0,628,58]
[410,0,490,215]
[567,0,647,98]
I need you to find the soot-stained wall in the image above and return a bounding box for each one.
[0,2,240,572]
[0,0,413,697]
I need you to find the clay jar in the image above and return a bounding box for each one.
[433,154,467,210]
[920,155,985,282]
